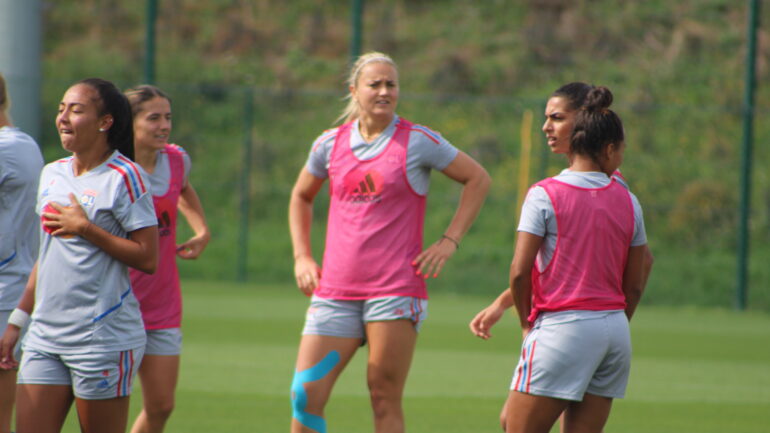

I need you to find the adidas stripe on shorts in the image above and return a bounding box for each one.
[511,310,631,401]
[18,346,144,400]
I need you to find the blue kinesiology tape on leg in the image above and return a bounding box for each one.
[291,350,341,433]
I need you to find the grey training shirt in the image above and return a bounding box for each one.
[25,151,156,354]
[0,126,44,310]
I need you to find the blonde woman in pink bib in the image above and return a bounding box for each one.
[288,52,490,433]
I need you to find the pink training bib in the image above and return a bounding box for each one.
[528,177,634,323]
[316,119,427,300]
[129,144,185,329]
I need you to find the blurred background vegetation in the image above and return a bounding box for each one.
[37,0,770,309]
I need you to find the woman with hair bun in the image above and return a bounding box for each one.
[0,78,158,433]
[471,83,654,336]
[471,82,654,432]
[484,86,647,433]
[288,51,490,433]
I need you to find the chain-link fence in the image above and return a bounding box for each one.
[31,0,770,310]
[35,81,769,310]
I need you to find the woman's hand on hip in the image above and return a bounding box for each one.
[412,236,458,279]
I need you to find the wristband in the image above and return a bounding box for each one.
[441,234,460,250]
[7,308,30,329]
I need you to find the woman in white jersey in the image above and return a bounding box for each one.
[0,73,44,433]
[288,52,490,433]
[124,85,210,433]
[470,82,654,431]
[0,78,158,433]
[488,87,646,433]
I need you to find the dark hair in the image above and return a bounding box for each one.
[570,86,624,164]
[75,78,135,160]
[124,84,171,117]
[551,82,594,111]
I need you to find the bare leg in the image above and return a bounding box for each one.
[500,395,598,433]
[365,320,418,433]
[504,390,569,433]
[15,384,73,433]
[0,369,16,433]
[130,355,180,433]
[561,393,612,433]
[499,394,509,432]
[291,335,361,433]
[75,395,131,433]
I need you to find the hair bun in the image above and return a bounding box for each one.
[583,86,613,112]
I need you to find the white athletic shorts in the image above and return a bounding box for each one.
[302,295,428,339]
[145,328,183,356]
[18,346,144,400]
[510,310,631,401]
[0,309,26,363]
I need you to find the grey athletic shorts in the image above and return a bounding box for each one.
[302,295,428,339]
[145,328,182,356]
[18,346,145,400]
[510,310,631,401]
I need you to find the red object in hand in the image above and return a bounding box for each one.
[41,202,61,235]
[41,202,75,238]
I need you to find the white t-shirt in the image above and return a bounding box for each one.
[0,126,44,309]
[25,151,156,354]
[305,115,459,195]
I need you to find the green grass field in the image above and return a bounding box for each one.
[56,280,770,433]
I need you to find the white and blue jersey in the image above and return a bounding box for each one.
[0,126,44,310]
[24,150,156,354]
[306,115,459,195]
